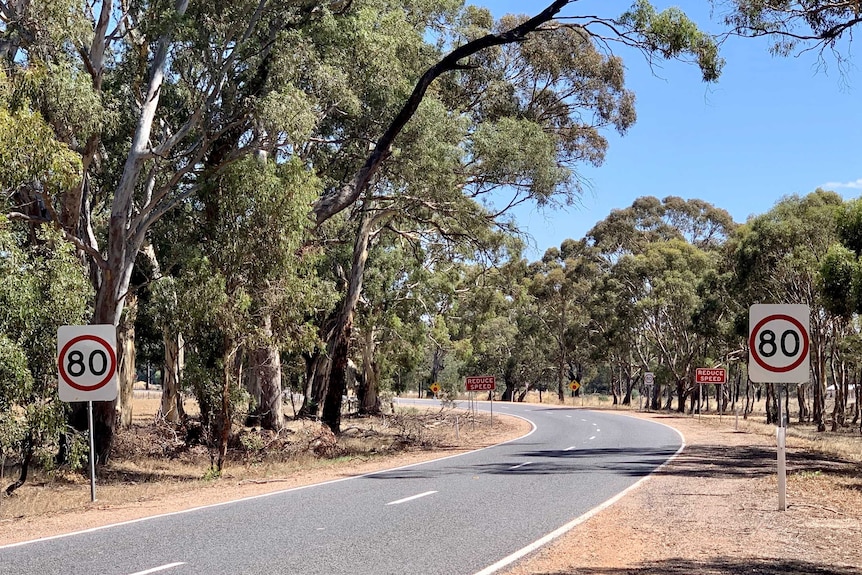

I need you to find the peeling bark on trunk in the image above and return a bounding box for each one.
[117,293,137,429]
[318,211,373,433]
[255,314,283,431]
[159,331,185,423]
[357,328,380,416]
[216,338,241,472]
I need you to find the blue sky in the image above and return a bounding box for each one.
[478,0,862,258]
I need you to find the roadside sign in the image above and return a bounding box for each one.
[568,380,580,392]
[465,376,495,391]
[429,382,441,394]
[644,372,654,386]
[748,305,810,383]
[57,325,118,402]
[695,368,726,384]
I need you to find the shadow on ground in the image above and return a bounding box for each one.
[534,557,862,575]
[369,442,859,482]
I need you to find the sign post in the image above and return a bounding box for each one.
[748,304,810,511]
[695,368,727,419]
[57,325,118,502]
[643,372,654,411]
[568,380,580,406]
[465,376,496,424]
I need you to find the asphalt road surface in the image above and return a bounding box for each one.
[0,400,682,575]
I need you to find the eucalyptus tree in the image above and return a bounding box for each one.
[529,239,599,401]
[305,1,723,432]
[586,196,735,408]
[1,0,356,460]
[720,0,862,56]
[0,218,92,494]
[450,252,553,402]
[734,190,843,428]
[147,156,328,471]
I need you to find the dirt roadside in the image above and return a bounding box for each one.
[502,410,862,575]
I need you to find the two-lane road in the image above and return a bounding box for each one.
[0,401,682,575]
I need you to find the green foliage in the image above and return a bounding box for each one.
[0,107,82,198]
[621,0,724,81]
[0,217,92,488]
[820,244,856,319]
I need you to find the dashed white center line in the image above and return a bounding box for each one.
[128,563,186,575]
[564,446,577,451]
[386,491,438,506]
[589,435,596,440]
[581,418,587,422]
[565,415,572,418]
[509,462,532,470]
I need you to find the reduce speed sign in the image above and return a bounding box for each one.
[748,305,810,383]
[57,325,118,402]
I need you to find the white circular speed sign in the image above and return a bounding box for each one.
[57,325,118,402]
[748,305,810,383]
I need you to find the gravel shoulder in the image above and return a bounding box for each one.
[502,410,862,575]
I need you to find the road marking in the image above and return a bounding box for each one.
[589,435,596,440]
[128,563,186,575]
[564,446,577,451]
[565,415,572,418]
[509,462,532,470]
[580,418,587,421]
[386,490,438,505]
[472,418,687,575]
[0,403,537,552]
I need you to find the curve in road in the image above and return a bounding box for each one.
[0,400,683,575]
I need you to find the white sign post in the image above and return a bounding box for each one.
[58,325,118,502]
[643,372,654,411]
[748,305,810,511]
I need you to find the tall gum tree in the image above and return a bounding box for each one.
[2,0,350,461]
[305,1,724,432]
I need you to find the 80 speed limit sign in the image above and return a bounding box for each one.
[748,305,810,383]
[57,325,118,402]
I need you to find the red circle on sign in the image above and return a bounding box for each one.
[748,314,809,373]
[58,335,117,391]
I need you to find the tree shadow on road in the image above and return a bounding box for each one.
[534,557,862,575]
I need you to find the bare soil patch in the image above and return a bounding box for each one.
[0,401,530,546]
[502,409,862,575]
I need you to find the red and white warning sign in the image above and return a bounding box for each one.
[695,368,726,384]
[57,325,118,402]
[465,376,496,391]
[748,305,810,384]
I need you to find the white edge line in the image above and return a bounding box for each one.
[0,400,537,551]
[128,562,186,575]
[386,490,437,505]
[472,415,686,575]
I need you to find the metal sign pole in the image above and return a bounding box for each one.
[88,400,96,502]
[777,384,786,511]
